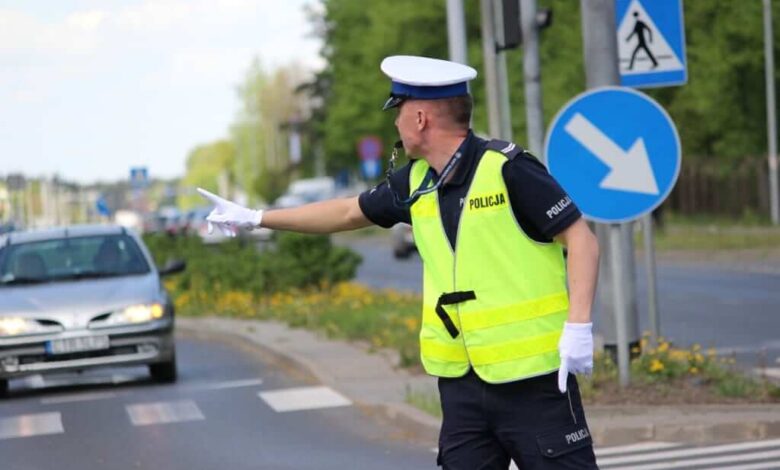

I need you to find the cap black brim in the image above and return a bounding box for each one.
[382,95,405,111]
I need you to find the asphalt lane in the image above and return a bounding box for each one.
[345,233,780,369]
[0,331,434,470]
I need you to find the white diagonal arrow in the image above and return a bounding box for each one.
[564,113,659,195]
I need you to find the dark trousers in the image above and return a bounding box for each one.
[437,370,598,470]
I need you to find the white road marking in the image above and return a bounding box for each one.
[126,400,205,426]
[0,412,64,440]
[713,462,780,470]
[603,449,780,470]
[188,378,264,391]
[598,438,780,468]
[41,391,117,405]
[595,441,683,457]
[259,386,351,413]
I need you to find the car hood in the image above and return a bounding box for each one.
[0,273,162,327]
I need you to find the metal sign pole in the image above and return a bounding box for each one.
[579,0,634,387]
[609,224,630,386]
[446,0,468,65]
[764,0,779,225]
[520,0,545,158]
[642,213,660,344]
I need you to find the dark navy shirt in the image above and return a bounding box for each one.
[359,131,581,249]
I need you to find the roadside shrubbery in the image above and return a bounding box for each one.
[580,334,780,403]
[143,232,362,300]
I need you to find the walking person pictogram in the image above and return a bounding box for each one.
[626,11,658,70]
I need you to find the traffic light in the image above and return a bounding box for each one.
[497,1,553,52]
[498,0,521,51]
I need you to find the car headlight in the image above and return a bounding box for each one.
[0,317,51,337]
[100,303,166,327]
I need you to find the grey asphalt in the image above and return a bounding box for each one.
[0,330,434,470]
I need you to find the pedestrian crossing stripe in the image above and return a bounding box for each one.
[126,400,205,426]
[0,412,64,440]
[1,384,353,439]
[597,438,780,469]
[595,441,683,457]
[258,385,352,413]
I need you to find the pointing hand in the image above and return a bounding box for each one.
[196,188,264,237]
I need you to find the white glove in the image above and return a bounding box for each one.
[557,322,594,393]
[196,188,264,238]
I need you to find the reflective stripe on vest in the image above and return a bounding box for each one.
[410,149,570,383]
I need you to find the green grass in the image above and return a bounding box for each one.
[652,225,780,251]
[405,386,442,418]
[632,212,780,251]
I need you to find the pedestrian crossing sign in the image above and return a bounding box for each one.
[616,0,687,88]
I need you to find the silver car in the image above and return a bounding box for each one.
[0,224,184,397]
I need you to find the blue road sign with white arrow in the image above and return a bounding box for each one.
[616,0,687,88]
[545,87,680,223]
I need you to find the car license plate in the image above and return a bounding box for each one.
[46,336,110,355]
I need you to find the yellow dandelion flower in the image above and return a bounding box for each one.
[649,359,664,373]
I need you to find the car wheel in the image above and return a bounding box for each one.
[149,355,177,383]
[0,379,8,398]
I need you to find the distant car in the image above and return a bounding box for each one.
[392,223,416,259]
[0,222,18,235]
[0,224,185,397]
[274,177,336,209]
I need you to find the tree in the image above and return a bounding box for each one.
[178,140,234,211]
[231,59,312,203]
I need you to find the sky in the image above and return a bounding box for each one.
[0,0,323,184]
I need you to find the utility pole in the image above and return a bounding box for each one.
[520,0,544,157]
[447,0,468,65]
[764,0,779,225]
[480,0,513,140]
[580,0,639,387]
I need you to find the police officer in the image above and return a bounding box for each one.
[199,55,600,469]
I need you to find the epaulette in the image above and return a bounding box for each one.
[484,139,527,160]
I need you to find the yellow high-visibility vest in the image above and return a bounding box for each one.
[410,147,569,383]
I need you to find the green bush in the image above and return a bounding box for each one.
[143,232,362,298]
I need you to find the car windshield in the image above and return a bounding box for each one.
[0,234,150,286]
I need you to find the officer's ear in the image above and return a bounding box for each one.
[416,108,428,131]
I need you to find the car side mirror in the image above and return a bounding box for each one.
[159,259,186,277]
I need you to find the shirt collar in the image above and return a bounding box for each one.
[444,130,479,187]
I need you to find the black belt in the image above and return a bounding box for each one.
[435,291,476,339]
